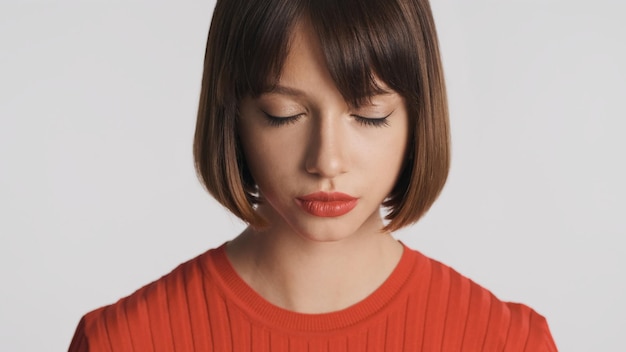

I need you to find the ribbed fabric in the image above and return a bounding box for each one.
[69,244,557,351]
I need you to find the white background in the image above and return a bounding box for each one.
[1,1,624,351]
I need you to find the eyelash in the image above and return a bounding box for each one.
[263,113,303,127]
[262,113,391,128]
[353,114,390,128]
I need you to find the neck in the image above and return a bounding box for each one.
[226,222,403,314]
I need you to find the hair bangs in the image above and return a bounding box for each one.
[232,0,419,106]
[232,0,305,99]
[308,0,419,106]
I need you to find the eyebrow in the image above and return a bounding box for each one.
[260,85,307,97]
[258,84,397,105]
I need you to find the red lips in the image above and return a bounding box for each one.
[296,192,358,217]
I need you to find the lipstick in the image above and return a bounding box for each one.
[296,192,358,217]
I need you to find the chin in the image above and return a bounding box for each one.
[289,216,376,244]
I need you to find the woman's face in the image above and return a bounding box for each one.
[238,21,409,242]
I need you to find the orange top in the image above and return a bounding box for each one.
[69,244,557,351]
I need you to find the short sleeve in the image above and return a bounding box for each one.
[67,306,114,352]
[503,303,557,351]
[68,316,89,352]
[524,309,558,351]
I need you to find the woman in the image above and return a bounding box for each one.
[70,0,557,350]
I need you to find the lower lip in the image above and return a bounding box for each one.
[296,199,358,217]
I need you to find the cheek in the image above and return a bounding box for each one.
[374,143,406,183]
[239,129,304,189]
[360,126,408,167]
[367,125,409,187]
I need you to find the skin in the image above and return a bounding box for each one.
[227,19,409,314]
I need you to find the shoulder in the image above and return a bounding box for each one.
[403,247,557,351]
[68,246,224,351]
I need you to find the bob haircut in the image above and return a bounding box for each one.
[194,0,450,232]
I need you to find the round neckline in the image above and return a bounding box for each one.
[203,242,418,333]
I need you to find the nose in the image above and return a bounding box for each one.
[304,115,348,178]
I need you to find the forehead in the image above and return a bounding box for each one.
[267,21,338,96]
[263,20,329,90]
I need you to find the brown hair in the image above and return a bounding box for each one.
[193,0,449,231]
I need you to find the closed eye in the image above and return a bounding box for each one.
[262,112,304,127]
[262,111,391,127]
[352,112,392,127]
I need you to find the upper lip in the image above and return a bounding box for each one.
[297,192,357,202]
